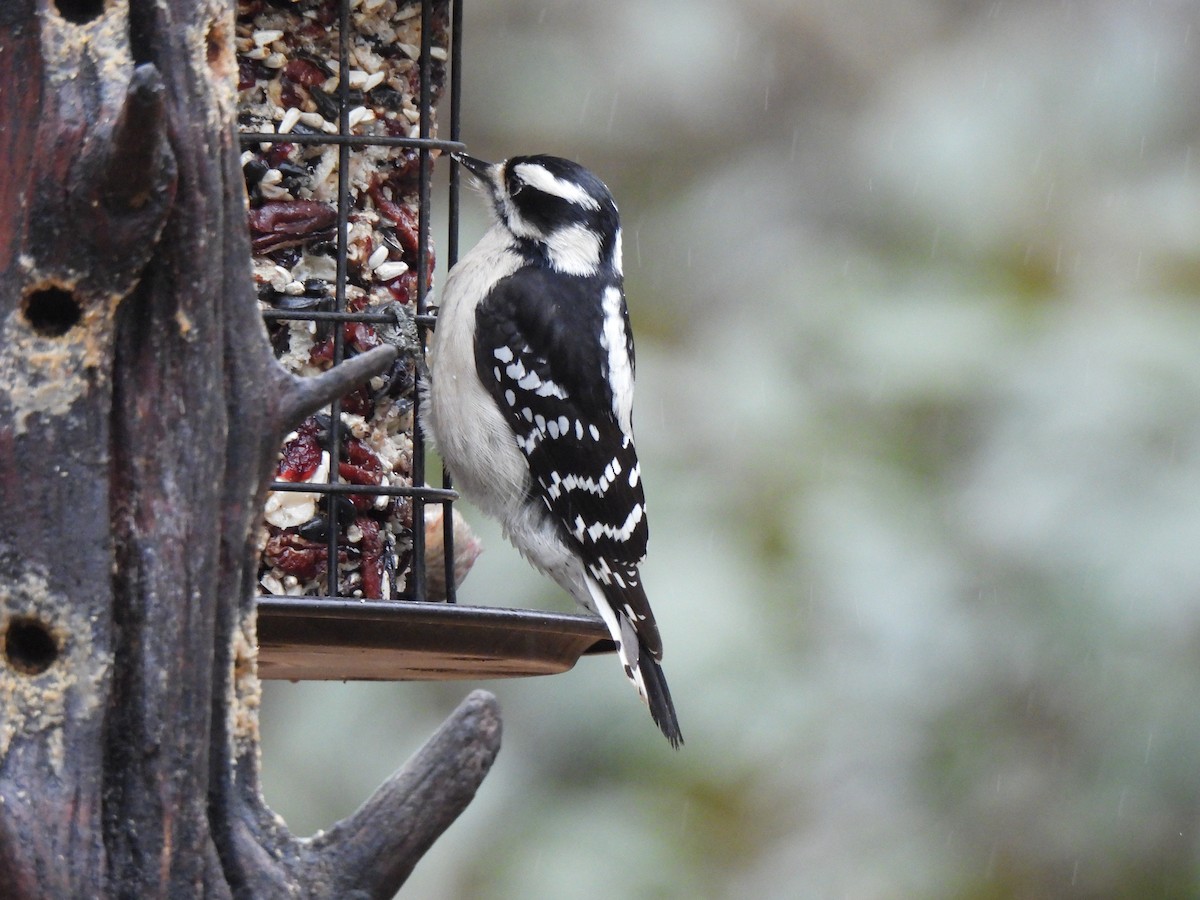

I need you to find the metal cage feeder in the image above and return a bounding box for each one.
[239,0,613,682]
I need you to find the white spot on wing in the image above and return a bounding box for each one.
[583,503,645,544]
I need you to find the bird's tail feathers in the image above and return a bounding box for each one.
[636,649,682,748]
[587,578,683,749]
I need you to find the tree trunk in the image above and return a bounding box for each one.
[0,2,499,896]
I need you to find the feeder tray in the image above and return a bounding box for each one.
[257,597,615,681]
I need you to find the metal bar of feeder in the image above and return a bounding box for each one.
[238,133,465,153]
[440,0,464,603]
[269,482,459,502]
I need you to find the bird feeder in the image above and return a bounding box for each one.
[239,0,615,681]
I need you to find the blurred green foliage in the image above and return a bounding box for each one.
[261,2,1200,896]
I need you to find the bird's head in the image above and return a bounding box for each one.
[455,153,622,277]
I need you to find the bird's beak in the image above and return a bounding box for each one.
[453,154,494,182]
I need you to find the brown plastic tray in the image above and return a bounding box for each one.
[256,597,615,681]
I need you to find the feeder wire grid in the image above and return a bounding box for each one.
[240,0,464,606]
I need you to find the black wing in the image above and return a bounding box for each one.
[474,267,660,654]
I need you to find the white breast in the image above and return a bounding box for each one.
[424,224,530,522]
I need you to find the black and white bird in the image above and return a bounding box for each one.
[422,153,682,748]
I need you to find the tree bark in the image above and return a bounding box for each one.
[0,2,499,896]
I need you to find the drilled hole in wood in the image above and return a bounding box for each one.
[54,0,105,23]
[5,618,59,675]
[23,287,83,337]
[207,18,229,69]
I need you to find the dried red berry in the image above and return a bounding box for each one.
[368,184,420,258]
[263,533,324,582]
[249,200,337,253]
[343,438,383,478]
[266,143,295,167]
[338,461,381,488]
[279,81,306,112]
[277,418,323,482]
[340,387,374,418]
[346,321,382,353]
[308,337,334,368]
[238,58,266,91]
[357,518,385,598]
[386,270,418,303]
[284,58,327,88]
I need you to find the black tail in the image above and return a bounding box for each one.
[639,646,683,749]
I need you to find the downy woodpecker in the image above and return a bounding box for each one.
[423,154,682,747]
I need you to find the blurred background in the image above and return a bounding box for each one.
[261,1,1200,896]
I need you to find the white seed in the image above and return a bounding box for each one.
[362,71,386,92]
[252,29,284,46]
[364,0,387,10]
[260,168,283,185]
[263,52,287,69]
[244,46,269,60]
[283,281,305,295]
[347,106,369,129]
[298,111,327,129]
[347,69,369,89]
[396,4,420,20]
[429,47,448,61]
[260,573,285,596]
[374,261,409,281]
[401,107,421,124]
[259,182,292,201]
[396,43,420,60]
[278,106,301,134]
[367,244,389,270]
[240,150,255,167]
[347,524,363,544]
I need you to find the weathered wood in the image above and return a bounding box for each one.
[0,2,500,896]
